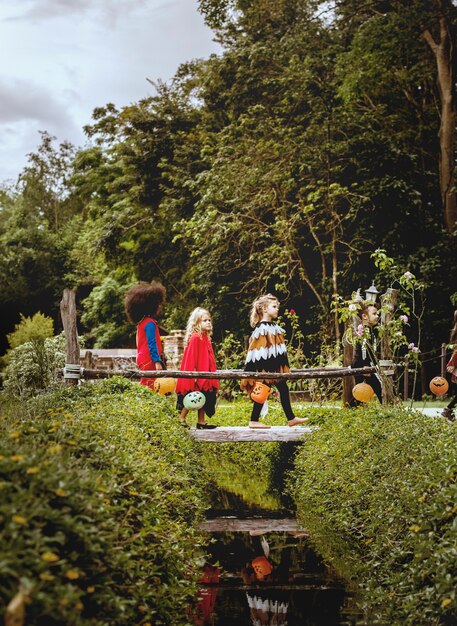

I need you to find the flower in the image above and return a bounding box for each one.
[41,552,60,563]
[65,569,80,580]
[399,315,408,324]
[12,515,27,525]
[289,309,296,315]
[408,343,415,350]
[403,271,415,280]
[348,303,358,312]
[357,324,364,337]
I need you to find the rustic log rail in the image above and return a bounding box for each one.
[68,365,378,381]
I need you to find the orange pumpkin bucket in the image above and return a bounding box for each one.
[352,382,375,403]
[429,376,449,396]
[251,556,273,579]
[250,382,271,404]
[153,377,177,395]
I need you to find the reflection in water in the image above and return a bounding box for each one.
[191,529,358,625]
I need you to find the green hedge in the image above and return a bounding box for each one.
[290,405,457,625]
[0,378,208,625]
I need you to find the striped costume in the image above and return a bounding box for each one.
[242,322,290,391]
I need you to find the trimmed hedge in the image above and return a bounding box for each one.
[0,378,208,625]
[290,405,457,625]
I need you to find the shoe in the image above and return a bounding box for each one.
[249,422,271,429]
[196,423,217,430]
[441,408,455,422]
[179,420,190,428]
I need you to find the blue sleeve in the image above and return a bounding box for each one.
[145,321,161,362]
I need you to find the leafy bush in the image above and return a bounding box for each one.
[2,334,66,398]
[0,379,208,625]
[290,406,457,625]
[6,312,54,351]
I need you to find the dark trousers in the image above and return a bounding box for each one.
[250,381,295,422]
[446,384,457,411]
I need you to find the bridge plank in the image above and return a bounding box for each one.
[189,425,315,442]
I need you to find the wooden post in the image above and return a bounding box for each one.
[403,356,409,401]
[441,343,447,377]
[60,289,80,386]
[380,288,399,404]
[342,320,355,406]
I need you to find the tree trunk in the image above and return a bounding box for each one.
[423,8,457,233]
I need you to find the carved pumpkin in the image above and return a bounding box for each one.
[251,556,273,579]
[183,391,206,410]
[429,376,449,396]
[352,382,375,403]
[250,382,271,404]
[153,377,176,395]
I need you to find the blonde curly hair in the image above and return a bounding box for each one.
[249,294,279,327]
[183,307,212,346]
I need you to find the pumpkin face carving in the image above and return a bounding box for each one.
[250,382,271,404]
[183,391,206,410]
[153,377,176,395]
[352,382,375,403]
[429,376,449,396]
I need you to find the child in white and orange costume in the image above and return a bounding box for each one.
[241,294,308,429]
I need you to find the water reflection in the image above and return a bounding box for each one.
[191,528,358,625]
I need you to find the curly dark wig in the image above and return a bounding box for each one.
[125,281,166,324]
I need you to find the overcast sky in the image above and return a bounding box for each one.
[0,0,221,184]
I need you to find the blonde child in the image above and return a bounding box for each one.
[176,308,219,429]
[242,294,308,429]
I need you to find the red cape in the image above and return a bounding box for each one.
[176,333,219,393]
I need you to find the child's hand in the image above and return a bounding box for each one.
[155,362,164,370]
[446,365,455,373]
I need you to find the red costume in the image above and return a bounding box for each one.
[176,333,219,394]
[136,317,163,388]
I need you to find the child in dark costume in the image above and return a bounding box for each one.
[242,294,308,429]
[124,281,166,388]
[351,302,382,405]
[176,307,219,429]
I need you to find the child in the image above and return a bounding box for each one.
[350,302,382,405]
[242,294,308,428]
[176,307,219,429]
[124,281,166,388]
[442,310,457,422]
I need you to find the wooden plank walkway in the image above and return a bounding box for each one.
[189,425,315,442]
[201,516,306,533]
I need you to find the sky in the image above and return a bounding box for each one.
[0,0,221,184]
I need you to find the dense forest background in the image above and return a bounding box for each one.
[1,0,456,361]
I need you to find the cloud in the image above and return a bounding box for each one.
[0,77,75,127]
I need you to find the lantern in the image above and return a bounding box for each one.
[352,382,375,403]
[250,382,271,404]
[365,282,379,304]
[429,376,449,396]
[183,391,206,410]
[153,377,176,395]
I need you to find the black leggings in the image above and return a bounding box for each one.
[250,381,295,422]
[446,384,457,410]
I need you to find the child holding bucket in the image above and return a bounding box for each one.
[241,294,308,429]
[124,281,166,389]
[176,307,219,429]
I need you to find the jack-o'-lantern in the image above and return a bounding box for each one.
[352,382,375,403]
[153,377,176,395]
[429,376,449,396]
[251,556,273,579]
[250,382,271,404]
[183,391,206,410]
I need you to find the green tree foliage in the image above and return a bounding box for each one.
[1,0,456,358]
[6,312,54,350]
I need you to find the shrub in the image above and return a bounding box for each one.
[6,312,54,351]
[0,379,208,625]
[290,405,457,625]
[2,334,66,398]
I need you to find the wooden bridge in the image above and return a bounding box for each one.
[189,425,315,442]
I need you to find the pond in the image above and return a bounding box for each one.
[188,489,361,625]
